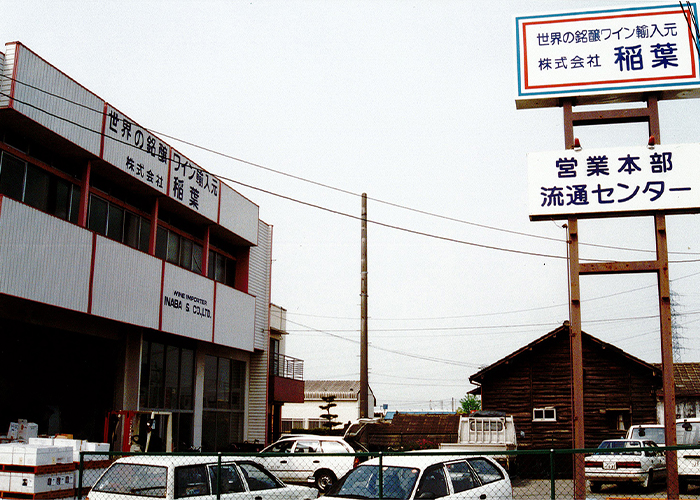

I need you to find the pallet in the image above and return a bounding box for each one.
[0,465,75,475]
[0,488,75,499]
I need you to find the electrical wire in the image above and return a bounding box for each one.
[4,73,700,259]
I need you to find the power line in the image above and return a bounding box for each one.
[4,74,700,259]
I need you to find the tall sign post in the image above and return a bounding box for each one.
[517,4,700,499]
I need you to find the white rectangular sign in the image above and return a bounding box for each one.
[516,4,700,108]
[101,105,169,194]
[169,149,220,222]
[528,143,700,220]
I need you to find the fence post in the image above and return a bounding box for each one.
[549,449,556,500]
[77,452,84,500]
[217,452,222,500]
[378,452,383,499]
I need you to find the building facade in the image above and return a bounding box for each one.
[0,41,273,451]
[281,380,375,433]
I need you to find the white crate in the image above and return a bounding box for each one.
[10,472,75,493]
[13,445,74,466]
[0,471,11,492]
[0,444,15,465]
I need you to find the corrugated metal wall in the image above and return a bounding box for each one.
[214,284,256,351]
[5,42,104,156]
[219,182,259,246]
[91,236,161,329]
[0,198,92,311]
[0,44,13,109]
[246,220,272,443]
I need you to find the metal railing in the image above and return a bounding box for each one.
[271,352,304,380]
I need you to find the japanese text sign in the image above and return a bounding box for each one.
[516,4,700,108]
[101,105,169,195]
[170,149,220,221]
[528,143,700,220]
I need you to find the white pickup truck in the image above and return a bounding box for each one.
[439,411,517,471]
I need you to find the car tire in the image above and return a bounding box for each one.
[590,481,601,493]
[680,477,689,494]
[315,470,336,493]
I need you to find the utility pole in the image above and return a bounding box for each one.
[360,193,369,418]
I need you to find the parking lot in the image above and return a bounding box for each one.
[511,478,699,499]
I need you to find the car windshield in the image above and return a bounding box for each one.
[93,463,167,497]
[596,441,642,455]
[330,465,419,499]
[677,421,700,445]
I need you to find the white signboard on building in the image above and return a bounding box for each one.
[161,265,214,342]
[516,4,700,108]
[169,149,220,222]
[528,143,700,220]
[101,105,169,194]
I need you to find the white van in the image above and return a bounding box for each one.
[626,424,665,445]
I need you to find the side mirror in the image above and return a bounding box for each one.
[639,429,646,437]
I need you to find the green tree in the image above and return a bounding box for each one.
[319,395,341,430]
[458,394,481,414]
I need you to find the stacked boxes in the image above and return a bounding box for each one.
[0,439,110,497]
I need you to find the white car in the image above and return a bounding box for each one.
[258,435,361,492]
[324,453,513,500]
[86,455,318,500]
[584,439,666,492]
[677,418,700,492]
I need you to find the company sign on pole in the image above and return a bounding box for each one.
[528,143,700,220]
[516,4,700,108]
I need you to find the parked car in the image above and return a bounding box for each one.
[257,435,362,493]
[86,455,318,500]
[676,418,700,492]
[584,439,666,492]
[626,424,665,445]
[325,453,513,500]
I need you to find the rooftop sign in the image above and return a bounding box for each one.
[528,143,700,220]
[516,4,700,108]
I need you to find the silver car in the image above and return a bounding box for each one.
[324,453,513,500]
[86,455,318,500]
[584,439,666,492]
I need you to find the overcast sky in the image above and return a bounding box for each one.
[3,1,700,412]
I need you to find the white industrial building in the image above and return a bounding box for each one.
[0,41,284,451]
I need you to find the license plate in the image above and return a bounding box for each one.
[603,463,617,470]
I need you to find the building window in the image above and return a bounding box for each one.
[155,226,203,274]
[202,355,245,451]
[0,151,81,224]
[139,339,195,451]
[533,407,556,422]
[208,250,236,286]
[88,193,151,252]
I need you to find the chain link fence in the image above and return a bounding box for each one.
[75,446,700,500]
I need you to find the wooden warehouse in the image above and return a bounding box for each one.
[469,322,662,451]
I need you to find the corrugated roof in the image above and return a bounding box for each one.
[653,362,700,397]
[304,380,361,400]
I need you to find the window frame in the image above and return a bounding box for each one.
[532,407,557,422]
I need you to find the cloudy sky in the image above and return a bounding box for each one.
[3,1,700,411]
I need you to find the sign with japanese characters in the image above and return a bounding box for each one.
[528,143,700,220]
[516,4,700,108]
[101,105,169,194]
[169,149,220,222]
